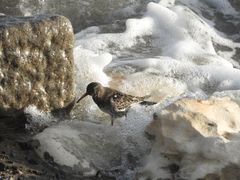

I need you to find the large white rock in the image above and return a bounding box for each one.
[143,96,240,179]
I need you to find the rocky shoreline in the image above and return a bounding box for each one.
[0,115,55,180]
[0,0,240,179]
[0,115,115,180]
[0,14,80,180]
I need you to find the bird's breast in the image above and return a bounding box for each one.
[93,96,112,113]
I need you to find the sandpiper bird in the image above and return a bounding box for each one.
[77,82,154,125]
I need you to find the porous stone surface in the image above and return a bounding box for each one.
[142,96,240,179]
[0,15,74,111]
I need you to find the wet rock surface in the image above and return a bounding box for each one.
[0,0,159,33]
[0,15,77,179]
[203,164,240,180]
[0,0,22,16]
[0,116,54,179]
[34,121,123,177]
[0,15,75,112]
[0,116,114,180]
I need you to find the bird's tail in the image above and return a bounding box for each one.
[140,101,157,106]
[142,95,151,100]
[140,95,157,105]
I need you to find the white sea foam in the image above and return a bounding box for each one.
[35,124,81,167]
[74,47,112,91]
[24,106,55,131]
[73,0,240,101]
[107,56,240,96]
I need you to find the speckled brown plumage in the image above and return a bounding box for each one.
[77,82,151,125]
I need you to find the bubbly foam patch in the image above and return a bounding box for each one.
[74,47,112,86]
[24,105,56,132]
[35,124,81,167]
[107,57,240,95]
[74,1,240,96]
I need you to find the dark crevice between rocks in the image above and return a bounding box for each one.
[0,111,48,179]
[213,12,240,39]
[232,47,240,63]
[0,108,27,136]
[229,0,240,12]
[212,41,240,69]
[0,116,110,179]
[202,163,240,180]
[213,41,233,52]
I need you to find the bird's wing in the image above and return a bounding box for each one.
[110,92,140,112]
[109,92,125,111]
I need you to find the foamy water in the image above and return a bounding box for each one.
[25,0,240,179]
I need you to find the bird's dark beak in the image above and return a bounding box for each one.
[76,93,88,103]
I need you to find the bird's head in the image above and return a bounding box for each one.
[77,82,102,103]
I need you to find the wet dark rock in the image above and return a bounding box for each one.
[5,160,13,164]
[11,165,18,174]
[229,0,240,11]
[202,163,240,180]
[213,42,233,52]
[27,158,38,165]
[220,163,240,180]
[29,140,40,149]
[43,152,54,164]
[0,0,159,33]
[168,163,180,174]
[201,10,213,20]
[95,169,123,180]
[144,131,156,141]
[10,151,16,158]
[18,142,32,151]
[213,12,239,36]
[127,153,139,169]
[202,173,220,180]
[0,0,22,16]
[0,162,5,171]
[0,15,75,113]
[232,47,240,62]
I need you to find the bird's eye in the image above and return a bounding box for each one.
[113,94,118,99]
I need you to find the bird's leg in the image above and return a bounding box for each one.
[111,116,114,126]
